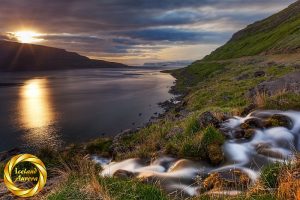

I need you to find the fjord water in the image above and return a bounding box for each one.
[0,68,175,151]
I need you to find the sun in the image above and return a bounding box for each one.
[12,31,43,43]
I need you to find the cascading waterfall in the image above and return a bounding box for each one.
[93,110,300,196]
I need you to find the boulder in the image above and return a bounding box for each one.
[113,169,135,178]
[198,111,220,128]
[207,144,224,165]
[240,117,264,129]
[263,114,293,129]
[248,71,300,97]
[254,70,266,77]
[202,170,251,191]
[244,129,256,139]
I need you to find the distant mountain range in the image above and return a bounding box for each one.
[0,40,128,71]
[143,60,193,68]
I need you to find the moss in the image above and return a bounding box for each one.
[201,126,225,147]
[200,126,225,164]
[207,144,224,165]
[85,138,113,156]
[261,163,282,188]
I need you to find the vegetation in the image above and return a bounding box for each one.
[260,163,283,188]
[204,1,300,61]
[46,156,168,200]
[2,2,299,200]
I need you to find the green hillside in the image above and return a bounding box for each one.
[204,0,300,61]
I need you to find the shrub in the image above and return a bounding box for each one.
[86,138,113,156]
[201,126,225,164]
[201,126,225,147]
[185,115,200,135]
[261,163,282,188]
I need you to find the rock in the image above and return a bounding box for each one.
[207,144,224,165]
[168,159,195,172]
[248,71,300,97]
[263,114,293,129]
[198,111,220,128]
[165,127,183,139]
[240,117,264,129]
[113,169,135,178]
[256,145,285,159]
[236,73,250,81]
[254,70,266,77]
[244,129,256,139]
[202,170,251,191]
[233,128,246,139]
[241,103,257,116]
[0,148,21,162]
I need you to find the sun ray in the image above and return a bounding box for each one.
[10,31,44,43]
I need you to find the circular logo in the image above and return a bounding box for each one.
[3,154,47,197]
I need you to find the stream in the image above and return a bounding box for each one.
[93,110,300,196]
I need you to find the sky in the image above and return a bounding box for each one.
[0,0,296,65]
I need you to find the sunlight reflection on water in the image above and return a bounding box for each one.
[18,78,60,149]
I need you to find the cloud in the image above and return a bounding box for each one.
[0,0,296,64]
[118,28,230,43]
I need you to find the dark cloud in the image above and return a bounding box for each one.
[0,0,296,64]
[118,28,230,43]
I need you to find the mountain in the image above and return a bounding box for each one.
[0,40,128,71]
[204,0,300,61]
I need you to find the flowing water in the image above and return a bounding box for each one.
[95,110,300,196]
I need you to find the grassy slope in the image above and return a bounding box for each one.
[204,1,300,61]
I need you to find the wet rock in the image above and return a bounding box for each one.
[263,114,293,129]
[233,128,245,139]
[165,126,183,139]
[255,143,286,159]
[0,148,21,162]
[240,118,264,129]
[113,169,135,178]
[207,144,224,165]
[244,129,256,139]
[168,159,195,172]
[241,103,256,116]
[254,70,265,77]
[256,146,285,159]
[198,111,220,128]
[202,170,251,191]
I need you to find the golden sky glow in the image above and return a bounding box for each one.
[11,31,44,43]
